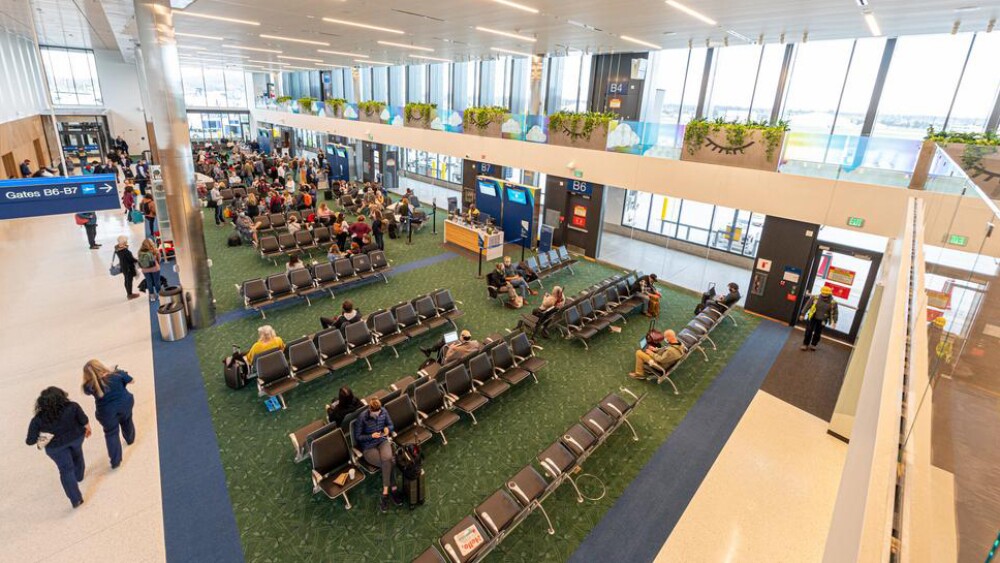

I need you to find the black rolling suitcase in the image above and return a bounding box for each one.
[223,345,249,390]
[396,443,425,509]
[402,470,425,509]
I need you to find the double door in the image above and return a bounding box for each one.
[800,243,882,343]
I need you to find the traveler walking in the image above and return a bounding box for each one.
[137,239,162,300]
[114,236,140,300]
[25,387,92,508]
[800,286,840,350]
[76,212,100,249]
[81,360,136,469]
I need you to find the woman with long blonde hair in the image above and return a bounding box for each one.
[82,359,136,468]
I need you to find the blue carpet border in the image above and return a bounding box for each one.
[569,320,790,563]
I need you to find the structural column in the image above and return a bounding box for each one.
[133,0,216,328]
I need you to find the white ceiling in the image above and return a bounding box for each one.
[6,0,999,70]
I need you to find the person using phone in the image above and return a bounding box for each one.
[352,398,402,513]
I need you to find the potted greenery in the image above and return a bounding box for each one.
[910,127,1000,192]
[324,98,348,118]
[463,106,508,137]
[275,95,293,110]
[680,118,789,171]
[547,111,615,150]
[404,102,437,129]
[297,97,319,115]
[358,101,387,124]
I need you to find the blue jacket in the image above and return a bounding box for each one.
[84,370,134,418]
[353,408,394,451]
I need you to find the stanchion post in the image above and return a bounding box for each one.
[521,239,526,263]
[477,247,484,278]
[407,217,412,245]
[432,199,437,235]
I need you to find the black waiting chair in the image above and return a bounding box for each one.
[255,349,298,408]
[443,365,488,424]
[412,380,460,445]
[384,394,432,447]
[310,428,365,509]
[286,337,330,384]
[314,327,359,371]
[344,321,382,370]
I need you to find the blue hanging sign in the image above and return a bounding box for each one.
[0,174,120,220]
[567,180,593,196]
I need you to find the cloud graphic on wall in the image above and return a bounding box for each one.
[391,115,404,126]
[430,117,444,130]
[501,118,521,134]
[380,108,391,121]
[607,123,640,148]
[343,106,358,119]
[525,125,546,143]
[447,112,463,127]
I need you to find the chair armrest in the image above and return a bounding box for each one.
[416,410,429,421]
[619,386,640,401]
[445,392,459,402]
[532,344,543,351]
[311,470,323,485]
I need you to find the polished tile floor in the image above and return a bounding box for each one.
[0,210,165,562]
[654,391,847,563]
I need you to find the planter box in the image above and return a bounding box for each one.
[912,140,1000,197]
[404,109,434,130]
[680,129,784,172]
[358,109,385,124]
[547,123,610,151]
[462,119,502,137]
[327,105,347,119]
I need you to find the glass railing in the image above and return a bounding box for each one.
[257,98,941,191]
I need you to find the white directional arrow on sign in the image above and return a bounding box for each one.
[100,184,115,193]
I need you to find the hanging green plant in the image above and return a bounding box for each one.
[683,118,789,161]
[463,106,508,130]
[404,102,437,123]
[925,127,1000,170]
[358,101,387,117]
[547,111,614,140]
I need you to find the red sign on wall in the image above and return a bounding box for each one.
[823,282,851,299]
[570,204,587,229]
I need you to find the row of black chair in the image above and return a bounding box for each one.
[525,246,576,287]
[641,293,738,393]
[415,387,646,563]
[256,227,340,263]
[253,290,464,410]
[297,332,547,509]
[239,250,391,318]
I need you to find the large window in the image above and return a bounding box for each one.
[621,190,764,257]
[402,148,463,184]
[188,111,252,141]
[942,32,1000,133]
[388,66,406,106]
[873,33,975,139]
[452,61,477,112]
[781,40,856,134]
[181,65,247,108]
[407,64,427,103]
[40,46,103,106]
[371,66,389,103]
[705,45,765,121]
[644,47,707,126]
[429,63,450,109]
[546,53,592,113]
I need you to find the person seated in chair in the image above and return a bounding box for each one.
[629,330,684,379]
[516,259,539,284]
[696,282,741,315]
[420,329,481,364]
[352,398,402,513]
[245,325,285,365]
[326,386,362,426]
[487,263,519,306]
[503,256,536,300]
[320,300,362,330]
[631,273,661,317]
[526,286,564,338]
[359,234,378,255]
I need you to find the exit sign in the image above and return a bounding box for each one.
[573,170,584,179]
[947,234,969,247]
[847,217,865,228]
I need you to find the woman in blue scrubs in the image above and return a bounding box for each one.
[25,387,91,507]
[82,359,136,469]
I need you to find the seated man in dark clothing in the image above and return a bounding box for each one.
[631,273,661,317]
[326,386,363,426]
[516,260,539,284]
[320,300,362,330]
[487,263,519,305]
[359,234,379,254]
[695,282,741,315]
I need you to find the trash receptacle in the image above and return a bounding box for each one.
[157,302,188,341]
[159,285,182,308]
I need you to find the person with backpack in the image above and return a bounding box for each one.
[137,239,162,301]
[114,236,140,300]
[800,286,840,351]
[353,398,403,513]
[333,212,350,251]
[81,360,136,469]
[140,194,157,239]
[75,212,100,249]
[25,387,92,508]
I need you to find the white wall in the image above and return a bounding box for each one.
[92,49,149,154]
[0,27,47,125]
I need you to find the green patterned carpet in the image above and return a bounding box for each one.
[193,212,759,562]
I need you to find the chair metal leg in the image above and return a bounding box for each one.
[259,308,267,320]
[390,345,398,358]
[342,493,352,510]
[660,375,680,395]
[468,411,478,425]
[364,357,372,371]
[279,394,287,409]
[535,502,556,535]
[438,430,449,445]
[304,295,312,306]
[705,335,717,351]
[621,417,639,441]
[566,475,585,503]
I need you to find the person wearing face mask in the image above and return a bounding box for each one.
[800,286,839,351]
[352,398,402,513]
[502,256,536,301]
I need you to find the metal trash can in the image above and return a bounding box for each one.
[159,285,182,308]
[157,302,188,341]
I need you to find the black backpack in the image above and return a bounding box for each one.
[227,233,242,247]
[223,346,249,389]
[395,443,422,480]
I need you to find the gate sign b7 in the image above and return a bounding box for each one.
[0,174,120,220]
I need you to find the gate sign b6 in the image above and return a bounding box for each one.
[0,174,120,220]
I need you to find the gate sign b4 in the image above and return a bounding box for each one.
[0,174,120,221]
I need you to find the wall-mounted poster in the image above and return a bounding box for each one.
[926,288,952,310]
[571,204,587,229]
[751,272,767,296]
[823,282,851,299]
[827,266,857,286]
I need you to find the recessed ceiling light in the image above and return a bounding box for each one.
[726,29,752,43]
[665,0,717,26]
[476,26,537,42]
[224,45,282,53]
[259,34,329,46]
[490,46,533,57]
[322,18,404,34]
[177,45,207,50]
[175,32,224,40]
[318,49,368,58]
[316,63,347,67]
[278,55,324,62]
[357,59,394,65]
[173,12,260,25]
[492,0,539,14]
[283,65,317,71]
[377,40,434,52]
[954,5,981,12]
[248,59,289,65]
[864,11,882,36]
[410,54,452,62]
[620,35,662,50]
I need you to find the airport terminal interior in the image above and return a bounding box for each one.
[2,0,999,561]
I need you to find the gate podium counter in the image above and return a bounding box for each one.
[444,219,504,260]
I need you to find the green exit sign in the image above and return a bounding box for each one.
[947,234,969,247]
[847,217,865,228]
[573,170,584,179]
